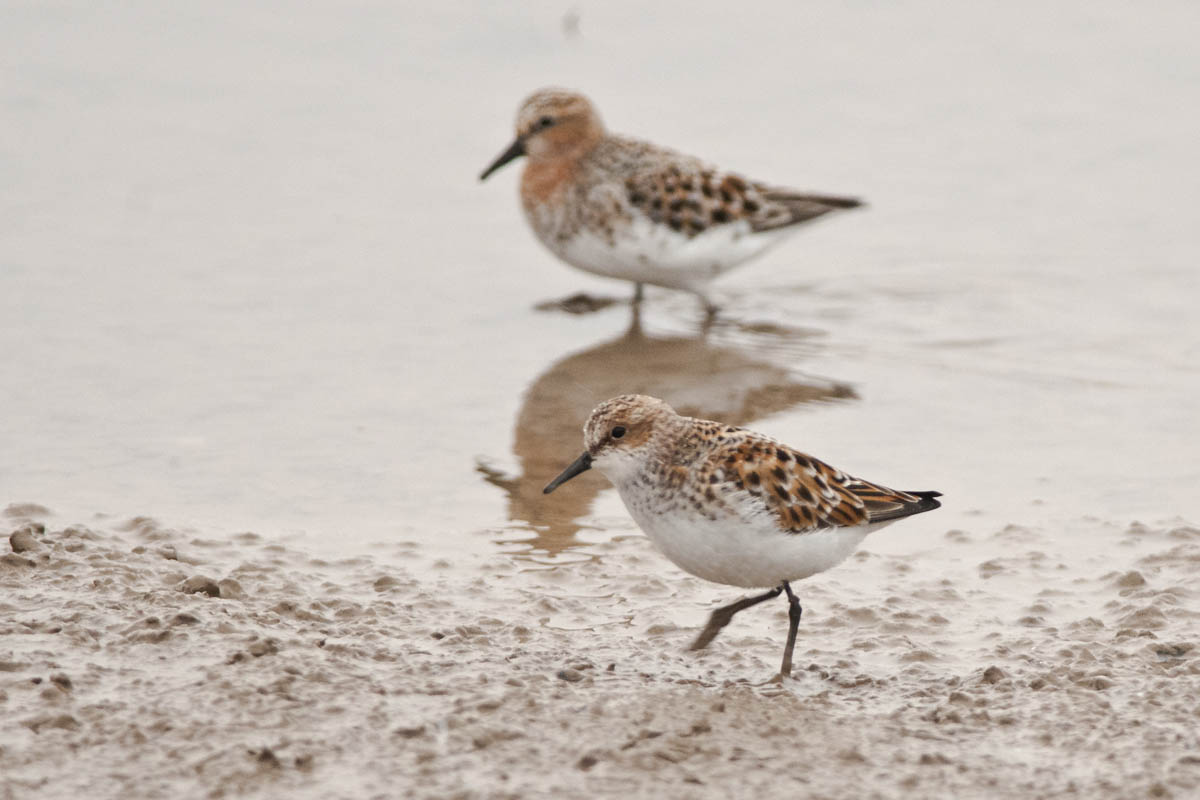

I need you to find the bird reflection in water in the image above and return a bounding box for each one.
[478,307,857,555]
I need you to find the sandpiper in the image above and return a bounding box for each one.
[480,89,862,313]
[543,394,941,677]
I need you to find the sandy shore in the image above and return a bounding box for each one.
[2,504,1198,799]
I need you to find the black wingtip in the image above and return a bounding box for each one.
[831,196,866,210]
[861,488,943,524]
[798,193,864,210]
[909,490,943,512]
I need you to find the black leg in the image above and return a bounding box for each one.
[690,586,783,652]
[632,282,645,304]
[779,581,803,677]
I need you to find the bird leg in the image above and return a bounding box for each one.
[632,282,645,304]
[779,581,803,677]
[689,585,783,652]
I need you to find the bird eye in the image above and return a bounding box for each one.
[538,115,555,129]
[611,426,626,439]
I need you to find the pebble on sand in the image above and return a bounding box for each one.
[179,575,222,597]
[10,525,43,553]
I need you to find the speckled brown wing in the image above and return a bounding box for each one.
[623,162,862,239]
[708,432,939,533]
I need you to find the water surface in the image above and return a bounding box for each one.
[2,1,1197,560]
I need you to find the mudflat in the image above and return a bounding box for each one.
[3,506,1197,798]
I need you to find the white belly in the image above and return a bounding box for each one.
[623,498,883,589]
[535,213,790,291]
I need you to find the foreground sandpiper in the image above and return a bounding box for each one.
[543,394,941,677]
[481,88,862,313]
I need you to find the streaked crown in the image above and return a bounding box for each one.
[583,394,675,457]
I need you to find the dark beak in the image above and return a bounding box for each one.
[543,452,592,494]
[479,137,526,181]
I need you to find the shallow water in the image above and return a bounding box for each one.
[2,2,1200,796]
[3,1,1198,554]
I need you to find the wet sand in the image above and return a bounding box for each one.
[4,504,1198,799]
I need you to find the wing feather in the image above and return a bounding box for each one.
[622,159,861,239]
[708,431,939,533]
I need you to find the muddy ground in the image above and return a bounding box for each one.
[3,504,1198,799]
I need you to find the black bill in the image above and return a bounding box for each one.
[543,452,592,494]
[479,137,526,181]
